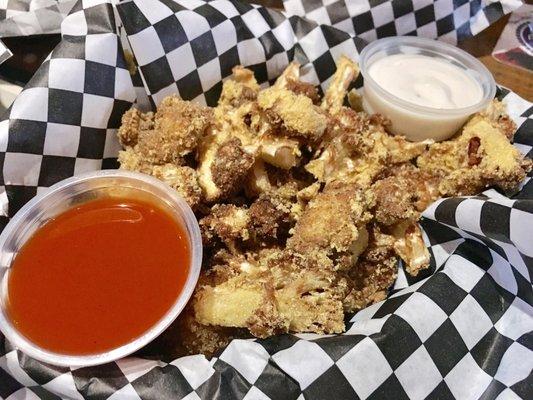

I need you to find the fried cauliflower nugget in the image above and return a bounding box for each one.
[198,133,255,202]
[117,98,212,208]
[270,250,347,334]
[307,111,429,187]
[172,306,247,357]
[200,191,296,252]
[176,312,247,357]
[257,86,328,142]
[371,167,432,275]
[117,148,153,174]
[118,152,203,208]
[274,61,320,103]
[372,175,418,226]
[151,164,202,208]
[476,99,516,139]
[194,249,347,337]
[418,110,531,195]
[121,97,212,166]
[117,108,154,147]
[248,193,293,242]
[380,163,440,212]
[218,66,260,108]
[288,182,373,269]
[371,163,439,224]
[390,221,430,276]
[343,225,398,312]
[200,204,250,251]
[151,96,213,159]
[321,56,360,113]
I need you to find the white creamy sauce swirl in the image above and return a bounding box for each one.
[368,54,483,109]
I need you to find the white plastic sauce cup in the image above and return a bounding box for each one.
[359,37,496,142]
[0,170,202,367]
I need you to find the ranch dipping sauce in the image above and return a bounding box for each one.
[360,37,496,142]
[367,54,483,110]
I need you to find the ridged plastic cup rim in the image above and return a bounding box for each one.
[0,169,202,367]
[359,36,496,116]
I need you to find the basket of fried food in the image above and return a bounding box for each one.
[117,56,532,357]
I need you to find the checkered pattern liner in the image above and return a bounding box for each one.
[283,0,523,44]
[0,0,77,37]
[116,0,370,109]
[1,0,532,399]
[0,38,11,65]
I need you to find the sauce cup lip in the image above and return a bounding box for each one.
[359,36,496,117]
[0,169,203,367]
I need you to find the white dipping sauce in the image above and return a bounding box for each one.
[367,54,483,110]
[360,37,495,142]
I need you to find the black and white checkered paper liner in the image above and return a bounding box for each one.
[283,0,523,44]
[0,0,532,399]
[0,39,11,65]
[0,0,77,36]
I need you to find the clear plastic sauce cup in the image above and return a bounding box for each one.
[359,37,496,142]
[0,170,202,367]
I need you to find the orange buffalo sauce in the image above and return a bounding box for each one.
[6,197,190,355]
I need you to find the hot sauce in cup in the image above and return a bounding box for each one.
[5,196,190,355]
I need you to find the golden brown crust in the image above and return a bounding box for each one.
[257,87,328,141]
[418,111,530,195]
[248,195,292,242]
[321,56,360,113]
[152,164,202,209]
[288,183,373,268]
[373,177,416,226]
[343,226,398,312]
[200,204,250,251]
[211,138,255,198]
[285,79,320,104]
[193,248,348,337]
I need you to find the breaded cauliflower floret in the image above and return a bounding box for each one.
[321,56,360,113]
[134,96,212,165]
[380,163,440,212]
[151,164,202,209]
[198,133,255,202]
[117,108,154,147]
[200,204,250,251]
[273,61,320,103]
[218,66,260,108]
[475,99,516,139]
[173,305,247,357]
[288,182,373,269]
[390,221,430,276]
[372,175,419,226]
[118,97,212,167]
[307,111,429,188]
[194,248,347,337]
[418,112,531,195]
[257,87,328,141]
[248,193,293,243]
[343,225,398,312]
[117,148,152,174]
